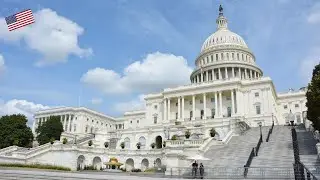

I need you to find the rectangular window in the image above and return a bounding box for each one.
[175,113,178,119]
[200,100,203,104]
[189,101,192,105]
[154,105,158,109]
[226,97,231,100]
[137,120,139,124]
[176,102,178,106]
[284,105,288,109]
[295,104,299,108]
[154,116,157,124]
[256,105,261,115]
[211,55,213,62]
[255,92,259,97]
[211,98,215,102]
[296,115,301,123]
[216,54,218,61]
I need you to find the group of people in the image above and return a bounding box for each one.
[191,161,204,179]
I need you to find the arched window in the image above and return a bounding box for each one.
[216,54,218,61]
[139,136,146,149]
[124,137,130,149]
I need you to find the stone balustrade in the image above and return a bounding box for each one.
[166,139,205,148]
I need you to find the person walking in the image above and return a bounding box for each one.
[199,163,204,179]
[191,161,196,178]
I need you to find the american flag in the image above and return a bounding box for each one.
[5,9,35,31]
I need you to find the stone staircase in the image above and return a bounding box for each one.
[296,125,320,178]
[204,126,269,167]
[250,125,294,167]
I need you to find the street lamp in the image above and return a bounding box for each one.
[258,122,262,141]
[288,110,295,128]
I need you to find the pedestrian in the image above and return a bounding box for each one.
[191,161,196,178]
[199,163,204,179]
[194,161,198,178]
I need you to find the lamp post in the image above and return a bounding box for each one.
[258,122,262,141]
[288,110,295,128]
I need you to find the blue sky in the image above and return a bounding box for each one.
[0,0,319,124]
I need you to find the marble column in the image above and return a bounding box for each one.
[219,91,223,117]
[203,93,207,119]
[182,96,185,120]
[238,67,241,79]
[200,72,203,83]
[164,99,167,121]
[168,99,171,120]
[218,68,222,80]
[225,67,228,79]
[69,114,72,132]
[245,69,248,79]
[250,69,253,79]
[232,67,235,78]
[63,115,67,131]
[231,90,235,115]
[215,92,218,117]
[192,95,196,120]
[206,71,209,82]
[197,75,199,83]
[178,97,181,120]
[212,69,215,80]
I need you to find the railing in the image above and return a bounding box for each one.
[255,135,262,156]
[265,122,274,142]
[167,167,295,179]
[294,161,319,180]
[243,147,255,177]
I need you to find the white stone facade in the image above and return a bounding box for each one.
[0,8,309,172]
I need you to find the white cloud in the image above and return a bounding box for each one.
[0,54,5,72]
[0,8,92,66]
[90,98,103,105]
[307,2,320,24]
[113,94,145,113]
[0,99,50,126]
[81,52,193,95]
[299,47,320,83]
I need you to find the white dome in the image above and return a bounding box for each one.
[201,29,248,52]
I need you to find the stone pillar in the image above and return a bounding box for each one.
[178,97,181,120]
[197,75,199,83]
[238,67,241,79]
[203,93,207,119]
[192,95,195,120]
[164,99,167,121]
[200,72,203,83]
[232,67,235,78]
[63,115,67,131]
[225,67,228,79]
[245,69,248,79]
[69,114,72,132]
[168,99,171,120]
[182,96,185,120]
[206,71,209,82]
[219,91,223,117]
[218,68,222,80]
[215,92,218,117]
[212,69,214,80]
[250,69,253,79]
[231,90,235,115]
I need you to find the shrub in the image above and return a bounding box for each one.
[50,138,55,144]
[210,128,216,137]
[136,142,141,149]
[0,163,71,171]
[88,140,93,146]
[185,130,191,139]
[120,167,126,172]
[104,142,109,148]
[131,168,141,172]
[62,138,68,144]
[144,168,156,172]
[151,142,156,149]
[163,141,166,147]
[171,135,178,140]
[120,142,125,149]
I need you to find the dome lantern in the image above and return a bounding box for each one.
[217,5,228,30]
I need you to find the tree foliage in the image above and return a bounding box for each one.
[36,116,64,145]
[0,114,34,149]
[306,63,320,130]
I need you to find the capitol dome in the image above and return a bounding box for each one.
[190,5,263,84]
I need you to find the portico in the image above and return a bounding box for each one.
[163,88,239,122]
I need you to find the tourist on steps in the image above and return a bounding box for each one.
[192,161,198,178]
[199,163,204,179]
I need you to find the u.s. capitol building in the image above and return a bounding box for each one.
[0,7,309,174]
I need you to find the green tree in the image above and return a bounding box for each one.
[306,63,320,130]
[36,116,63,145]
[0,114,34,149]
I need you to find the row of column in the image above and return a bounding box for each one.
[163,89,238,121]
[61,114,74,133]
[191,67,261,83]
